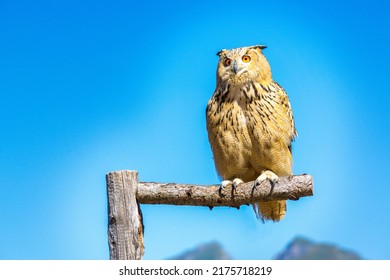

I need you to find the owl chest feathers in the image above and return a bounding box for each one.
[206,81,294,178]
[207,81,283,139]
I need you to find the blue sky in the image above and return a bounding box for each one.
[0,0,389,260]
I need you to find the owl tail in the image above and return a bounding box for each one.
[254,200,286,222]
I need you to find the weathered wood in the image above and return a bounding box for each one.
[106,171,313,260]
[106,170,144,260]
[137,174,313,207]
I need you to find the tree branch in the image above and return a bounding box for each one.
[137,174,313,208]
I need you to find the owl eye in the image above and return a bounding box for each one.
[224,58,231,66]
[242,55,251,63]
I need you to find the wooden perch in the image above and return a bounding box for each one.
[106,170,313,260]
[137,174,312,208]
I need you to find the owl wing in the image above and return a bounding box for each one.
[245,81,297,176]
[273,82,297,144]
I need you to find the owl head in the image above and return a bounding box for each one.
[216,45,272,86]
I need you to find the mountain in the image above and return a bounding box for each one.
[167,237,363,260]
[168,241,233,260]
[274,236,363,260]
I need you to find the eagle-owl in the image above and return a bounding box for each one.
[206,45,297,222]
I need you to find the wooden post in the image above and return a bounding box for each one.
[106,170,144,260]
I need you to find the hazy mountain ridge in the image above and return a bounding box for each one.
[168,237,363,260]
[274,236,362,260]
[168,241,233,260]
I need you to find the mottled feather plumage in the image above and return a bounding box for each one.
[206,45,297,221]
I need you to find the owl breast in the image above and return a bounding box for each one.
[206,84,257,181]
[206,80,294,181]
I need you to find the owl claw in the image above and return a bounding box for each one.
[220,180,232,191]
[254,170,279,188]
[219,178,244,193]
[232,178,244,192]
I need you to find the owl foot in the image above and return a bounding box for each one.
[232,178,244,192]
[219,178,244,193]
[254,170,279,188]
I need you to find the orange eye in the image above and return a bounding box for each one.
[242,55,251,63]
[224,58,231,66]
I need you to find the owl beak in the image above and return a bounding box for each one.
[232,61,240,74]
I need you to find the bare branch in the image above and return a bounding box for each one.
[137,174,313,208]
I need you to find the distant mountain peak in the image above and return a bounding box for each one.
[274,236,363,260]
[168,241,233,260]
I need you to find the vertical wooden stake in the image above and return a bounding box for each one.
[106,170,144,260]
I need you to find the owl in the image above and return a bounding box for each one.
[206,45,297,222]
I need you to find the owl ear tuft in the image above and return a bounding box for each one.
[251,45,267,51]
[216,49,227,57]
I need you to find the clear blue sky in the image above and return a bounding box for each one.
[0,0,389,260]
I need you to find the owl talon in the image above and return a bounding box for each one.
[254,170,279,188]
[219,180,232,192]
[219,178,243,193]
[232,178,244,192]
